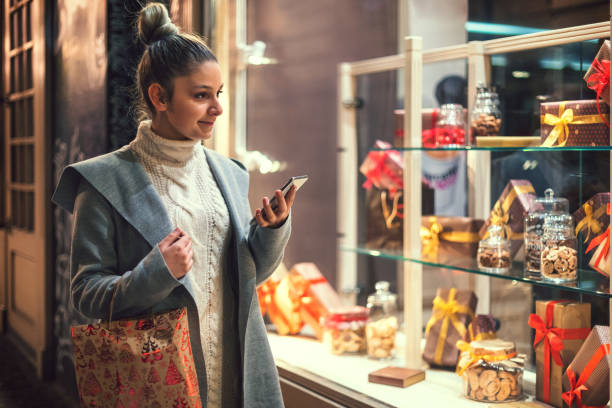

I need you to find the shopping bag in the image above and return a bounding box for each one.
[72,300,201,407]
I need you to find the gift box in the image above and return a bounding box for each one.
[394,108,467,148]
[585,204,610,277]
[360,140,403,193]
[421,216,484,263]
[587,233,610,277]
[528,300,591,407]
[365,187,403,251]
[562,325,610,408]
[479,180,536,259]
[423,288,477,367]
[573,193,610,250]
[394,109,439,148]
[584,40,610,106]
[270,273,309,335]
[289,263,344,340]
[257,263,288,317]
[464,314,498,342]
[257,279,277,318]
[540,100,610,147]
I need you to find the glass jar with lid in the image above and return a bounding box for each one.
[477,225,511,273]
[458,339,524,403]
[524,188,569,276]
[365,281,398,359]
[321,306,368,355]
[540,214,578,282]
[434,103,466,147]
[470,84,502,140]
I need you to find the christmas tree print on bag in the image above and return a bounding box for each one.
[72,307,201,407]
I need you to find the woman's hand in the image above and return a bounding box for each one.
[255,185,297,228]
[158,228,193,279]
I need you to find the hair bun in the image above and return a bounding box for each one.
[137,2,178,46]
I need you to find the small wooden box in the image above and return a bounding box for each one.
[368,366,425,388]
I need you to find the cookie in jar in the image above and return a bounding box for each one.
[540,214,578,282]
[321,307,368,355]
[366,281,398,359]
[477,225,511,273]
[457,339,524,403]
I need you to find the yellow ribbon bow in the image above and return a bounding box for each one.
[541,102,609,147]
[420,219,443,261]
[542,107,574,147]
[483,184,535,241]
[575,203,604,243]
[425,288,475,365]
[489,201,512,239]
[455,340,517,376]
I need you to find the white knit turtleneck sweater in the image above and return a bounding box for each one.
[129,120,230,407]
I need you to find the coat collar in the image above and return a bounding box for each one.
[53,145,245,249]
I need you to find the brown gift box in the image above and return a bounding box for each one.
[289,263,344,340]
[573,192,610,250]
[421,216,484,263]
[464,314,497,342]
[584,40,610,105]
[423,288,477,368]
[562,325,610,408]
[479,179,536,259]
[540,100,610,147]
[534,300,591,408]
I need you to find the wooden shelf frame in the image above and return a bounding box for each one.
[336,14,612,403]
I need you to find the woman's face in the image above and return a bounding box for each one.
[159,61,224,141]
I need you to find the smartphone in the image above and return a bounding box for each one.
[251,175,308,224]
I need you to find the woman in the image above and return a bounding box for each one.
[52,3,294,407]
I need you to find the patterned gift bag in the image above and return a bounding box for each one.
[72,307,201,408]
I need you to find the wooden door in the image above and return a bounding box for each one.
[2,0,51,378]
[0,0,6,335]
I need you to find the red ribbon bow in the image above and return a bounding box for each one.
[586,58,610,127]
[562,344,610,408]
[528,301,591,403]
[585,203,610,276]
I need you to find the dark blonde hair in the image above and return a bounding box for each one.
[136,2,217,118]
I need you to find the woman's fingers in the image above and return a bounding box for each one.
[255,208,268,227]
[262,196,276,222]
[274,190,287,215]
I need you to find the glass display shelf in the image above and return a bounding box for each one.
[340,245,611,298]
[371,144,612,152]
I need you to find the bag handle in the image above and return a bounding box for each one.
[106,278,158,330]
[107,279,122,329]
[380,190,403,229]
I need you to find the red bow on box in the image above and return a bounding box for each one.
[528,301,591,403]
[586,58,610,127]
[361,142,404,194]
[585,203,610,276]
[562,344,610,408]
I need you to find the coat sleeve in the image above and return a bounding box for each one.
[246,208,292,286]
[70,179,182,319]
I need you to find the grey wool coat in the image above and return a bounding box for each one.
[52,145,289,408]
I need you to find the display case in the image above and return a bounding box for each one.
[272,15,612,408]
